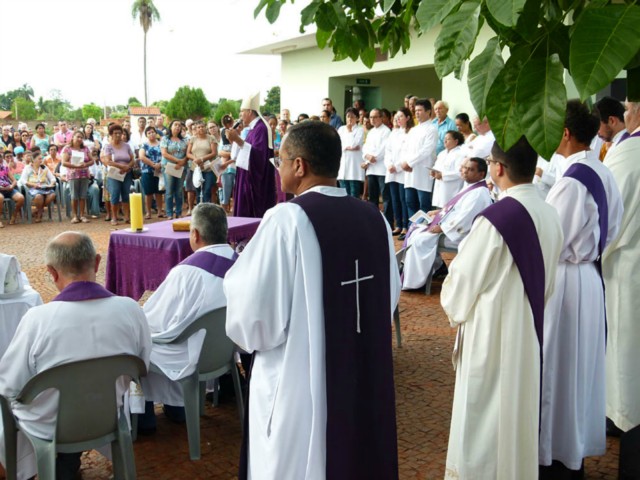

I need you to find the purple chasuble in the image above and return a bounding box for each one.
[281,192,397,479]
[52,281,115,302]
[478,197,545,353]
[179,250,237,278]
[403,180,488,247]
[233,119,276,218]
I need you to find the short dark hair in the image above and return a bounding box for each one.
[491,136,537,183]
[144,126,157,136]
[35,122,46,130]
[108,124,123,135]
[190,203,228,245]
[446,130,464,145]
[345,107,358,118]
[594,96,625,123]
[415,98,432,112]
[468,157,487,175]
[282,121,341,178]
[404,94,414,100]
[565,99,599,146]
[455,113,471,125]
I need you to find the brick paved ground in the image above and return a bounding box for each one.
[0,217,620,479]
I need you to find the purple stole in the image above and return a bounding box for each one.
[240,192,398,480]
[618,130,640,144]
[52,281,115,302]
[478,197,545,355]
[179,250,237,278]
[403,180,488,247]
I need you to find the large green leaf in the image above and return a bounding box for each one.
[300,1,320,26]
[265,0,284,24]
[516,53,566,159]
[434,0,481,79]
[570,4,640,100]
[383,0,397,14]
[486,0,527,27]
[416,0,460,33]
[467,37,504,119]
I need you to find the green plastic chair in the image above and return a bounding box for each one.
[149,307,244,460]
[394,245,411,348]
[0,354,147,480]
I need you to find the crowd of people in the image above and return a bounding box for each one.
[1,91,639,480]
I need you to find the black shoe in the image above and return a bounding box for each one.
[392,229,402,236]
[607,417,623,437]
[398,233,406,241]
[433,263,449,280]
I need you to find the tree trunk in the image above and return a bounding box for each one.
[144,31,148,106]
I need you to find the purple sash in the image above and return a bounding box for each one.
[618,130,640,144]
[403,180,488,246]
[479,197,545,352]
[179,250,237,278]
[52,281,115,302]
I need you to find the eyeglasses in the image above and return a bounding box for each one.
[485,156,507,167]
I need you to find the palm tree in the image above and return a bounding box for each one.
[131,0,160,107]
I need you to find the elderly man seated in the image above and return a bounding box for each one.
[139,203,236,431]
[402,157,492,290]
[0,232,151,480]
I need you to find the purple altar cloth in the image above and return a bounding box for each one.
[105,216,260,300]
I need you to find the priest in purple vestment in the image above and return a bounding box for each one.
[224,121,401,480]
[227,92,276,218]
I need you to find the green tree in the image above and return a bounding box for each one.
[131,0,161,106]
[151,99,168,111]
[62,108,84,123]
[212,98,241,124]
[128,96,143,106]
[11,97,37,121]
[0,83,35,111]
[82,103,103,121]
[166,86,212,119]
[256,0,640,159]
[262,86,280,116]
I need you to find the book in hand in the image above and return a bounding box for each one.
[164,162,184,179]
[409,210,433,225]
[107,166,126,182]
[70,150,85,166]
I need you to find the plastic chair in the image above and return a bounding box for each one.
[0,355,147,480]
[21,184,62,223]
[149,307,244,460]
[424,244,458,295]
[393,246,411,348]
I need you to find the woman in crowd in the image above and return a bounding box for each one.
[218,115,236,213]
[83,123,101,151]
[61,131,94,224]
[431,130,466,208]
[1,126,14,151]
[455,113,476,143]
[30,123,50,152]
[20,151,56,223]
[187,120,218,206]
[44,145,61,178]
[160,120,188,219]
[0,152,25,227]
[337,107,365,198]
[139,126,165,219]
[13,131,27,153]
[102,124,135,226]
[385,108,412,237]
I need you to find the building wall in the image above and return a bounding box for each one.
[279,26,495,120]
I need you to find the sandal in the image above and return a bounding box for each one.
[71,217,80,224]
[9,216,16,225]
[80,217,90,223]
[157,213,166,218]
[110,219,119,226]
[104,217,111,222]
[144,213,151,220]
[124,218,130,223]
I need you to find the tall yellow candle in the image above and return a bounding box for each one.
[130,193,144,232]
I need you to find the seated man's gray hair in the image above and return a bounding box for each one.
[191,203,228,245]
[45,232,96,277]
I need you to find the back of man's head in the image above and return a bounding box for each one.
[595,96,625,123]
[565,99,600,146]
[491,136,537,184]
[45,232,96,278]
[191,203,228,245]
[283,121,341,178]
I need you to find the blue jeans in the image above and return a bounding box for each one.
[388,182,409,229]
[164,171,184,217]
[220,172,235,206]
[201,171,217,203]
[405,187,432,221]
[107,173,133,205]
[343,180,363,198]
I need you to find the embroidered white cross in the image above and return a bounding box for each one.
[340,259,374,333]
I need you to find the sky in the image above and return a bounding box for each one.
[1,0,309,108]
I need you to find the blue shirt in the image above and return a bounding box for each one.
[432,116,457,154]
[330,112,343,129]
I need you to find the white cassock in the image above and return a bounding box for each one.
[532,156,557,199]
[603,132,640,432]
[442,184,563,480]
[431,145,466,207]
[337,125,365,182]
[384,128,407,185]
[603,129,626,161]
[540,151,623,468]
[224,185,400,480]
[402,121,438,192]
[402,181,492,290]
[362,123,390,177]
[0,295,151,480]
[141,244,235,405]
[461,130,495,160]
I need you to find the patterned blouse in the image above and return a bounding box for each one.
[160,136,188,166]
[141,142,162,175]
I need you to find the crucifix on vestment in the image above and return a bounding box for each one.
[340,259,374,333]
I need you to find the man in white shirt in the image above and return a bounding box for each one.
[139,203,236,430]
[401,98,439,222]
[594,96,627,160]
[225,121,400,480]
[402,157,492,290]
[362,108,392,224]
[0,232,151,480]
[129,116,147,154]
